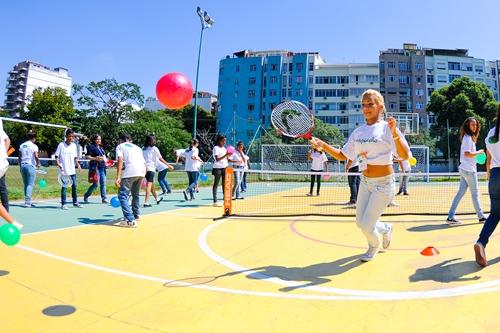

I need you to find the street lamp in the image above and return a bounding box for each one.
[192,6,214,138]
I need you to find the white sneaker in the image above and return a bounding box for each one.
[215,202,223,207]
[12,221,23,230]
[360,247,379,262]
[117,220,136,228]
[446,217,462,226]
[61,204,68,210]
[387,201,399,207]
[382,224,393,249]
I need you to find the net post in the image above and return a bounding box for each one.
[223,167,234,216]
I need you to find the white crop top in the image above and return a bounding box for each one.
[341,120,406,167]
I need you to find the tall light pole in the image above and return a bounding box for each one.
[192,6,214,139]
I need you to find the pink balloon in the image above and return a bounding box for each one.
[226,146,235,154]
[156,72,193,109]
[141,179,147,189]
[322,174,331,181]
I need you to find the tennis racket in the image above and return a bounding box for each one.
[271,101,314,140]
[35,167,48,175]
[57,172,73,188]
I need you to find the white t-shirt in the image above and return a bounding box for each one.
[459,134,477,172]
[310,150,328,171]
[184,147,202,172]
[0,129,9,170]
[19,140,39,166]
[176,149,186,157]
[212,146,228,169]
[155,158,168,172]
[229,150,245,169]
[116,142,146,179]
[55,141,78,176]
[486,128,500,169]
[341,121,407,169]
[400,150,412,172]
[143,146,162,172]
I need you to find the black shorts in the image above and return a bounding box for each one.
[145,171,155,182]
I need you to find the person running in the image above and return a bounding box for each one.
[346,158,360,206]
[18,131,40,208]
[183,139,203,201]
[229,141,246,200]
[142,134,165,207]
[115,133,146,227]
[306,147,328,196]
[55,129,82,210]
[212,134,229,207]
[396,151,412,196]
[474,105,500,267]
[156,156,174,195]
[83,134,109,204]
[310,89,410,262]
[446,117,487,225]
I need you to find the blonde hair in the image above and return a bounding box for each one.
[361,89,386,118]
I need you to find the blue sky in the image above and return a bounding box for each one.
[1,0,499,101]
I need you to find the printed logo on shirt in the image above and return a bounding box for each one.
[125,143,133,148]
[22,144,27,148]
[356,137,378,144]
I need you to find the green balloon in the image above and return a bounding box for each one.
[39,179,47,189]
[476,153,486,165]
[0,224,21,246]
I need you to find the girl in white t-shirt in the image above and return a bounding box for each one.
[183,139,203,201]
[306,148,328,196]
[446,117,486,225]
[142,135,167,207]
[475,105,500,267]
[396,151,412,196]
[229,141,246,199]
[310,89,410,262]
[212,134,230,206]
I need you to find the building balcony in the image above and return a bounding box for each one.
[8,70,18,75]
[16,81,25,86]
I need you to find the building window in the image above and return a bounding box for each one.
[234,78,239,85]
[250,64,256,72]
[269,89,277,96]
[427,75,434,84]
[415,63,423,70]
[296,63,304,71]
[379,62,385,71]
[388,75,396,82]
[235,66,240,72]
[308,62,314,71]
[416,88,424,96]
[475,65,484,73]
[437,75,447,83]
[416,76,422,83]
[248,90,256,98]
[448,62,460,71]
[449,74,461,82]
[389,103,396,110]
[399,62,409,72]
[387,61,395,69]
[233,104,237,110]
[289,63,293,72]
[270,76,277,84]
[416,103,424,110]
[296,76,303,84]
[248,103,255,111]
[436,62,446,70]
[295,89,303,96]
[308,75,313,84]
[248,77,256,85]
[271,64,277,71]
[427,88,434,97]
[399,75,410,84]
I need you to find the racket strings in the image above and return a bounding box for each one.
[271,101,313,138]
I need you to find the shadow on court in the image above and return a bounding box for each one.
[163,254,365,291]
[409,257,500,283]
[407,222,480,232]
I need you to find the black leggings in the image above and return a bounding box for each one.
[309,169,322,195]
[212,168,226,202]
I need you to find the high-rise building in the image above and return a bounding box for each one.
[217,50,324,144]
[4,60,72,112]
[379,43,428,127]
[313,63,379,136]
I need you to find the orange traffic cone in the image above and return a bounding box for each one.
[420,246,440,256]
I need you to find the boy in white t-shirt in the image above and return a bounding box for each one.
[55,129,82,209]
[115,133,146,227]
[19,131,40,207]
[307,148,328,196]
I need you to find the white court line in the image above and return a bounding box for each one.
[198,219,500,299]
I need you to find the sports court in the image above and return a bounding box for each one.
[1,169,499,333]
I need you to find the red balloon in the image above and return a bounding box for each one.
[156,72,193,109]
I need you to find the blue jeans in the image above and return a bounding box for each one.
[232,168,244,198]
[61,174,78,205]
[478,168,500,247]
[118,176,143,222]
[240,172,247,192]
[157,169,171,193]
[448,168,485,219]
[84,168,107,201]
[348,166,360,202]
[21,163,36,204]
[186,171,199,199]
[356,174,394,249]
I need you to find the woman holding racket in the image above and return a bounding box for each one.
[309,90,410,261]
[55,129,82,210]
[18,131,40,208]
[475,105,500,266]
[446,117,486,225]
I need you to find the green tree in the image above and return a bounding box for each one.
[122,110,191,160]
[406,129,438,158]
[4,87,74,155]
[73,79,144,152]
[426,77,497,158]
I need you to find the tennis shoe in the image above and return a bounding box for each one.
[474,242,488,267]
[382,224,393,249]
[446,218,462,226]
[360,247,379,262]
